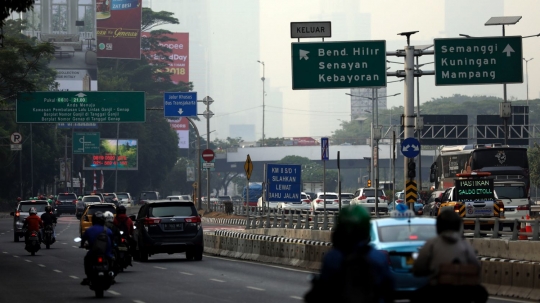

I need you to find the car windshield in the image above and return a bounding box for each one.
[218,196,230,201]
[340,194,355,199]
[378,224,436,242]
[141,192,158,200]
[149,204,197,217]
[494,185,527,199]
[19,203,48,212]
[318,195,338,199]
[116,194,129,199]
[168,196,180,200]
[104,197,116,203]
[301,194,310,200]
[83,196,101,202]
[363,189,385,197]
[58,194,76,201]
[87,206,116,215]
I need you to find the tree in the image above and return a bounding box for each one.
[1,0,35,43]
[529,144,540,189]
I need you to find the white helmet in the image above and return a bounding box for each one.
[29,207,37,215]
[103,211,114,223]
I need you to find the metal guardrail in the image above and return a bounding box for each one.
[468,217,540,241]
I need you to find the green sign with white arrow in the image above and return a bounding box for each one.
[434,36,523,86]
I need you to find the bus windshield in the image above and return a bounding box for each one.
[471,149,528,169]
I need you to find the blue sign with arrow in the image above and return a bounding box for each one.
[164,92,197,117]
[401,137,421,158]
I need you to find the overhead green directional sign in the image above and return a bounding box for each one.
[16,91,145,123]
[434,36,523,86]
[291,40,386,90]
[73,132,100,154]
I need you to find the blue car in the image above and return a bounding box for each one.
[370,212,437,299]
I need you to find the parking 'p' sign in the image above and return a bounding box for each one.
[10,132,22,144]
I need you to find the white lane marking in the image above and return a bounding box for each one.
[70,275,79,279]
[2,252,7,254]
[489,297,536,303]
[1,233,4,235]
[38,264,45,267]
[247,286,265,291]
[53,269,62,273]
[154,266,166,270]
[204,255,314,274]
[13,255,19,258]
[133,300,146,303]
[210,278,225,283]
[61,243,67,245]
[25,259,32,263]
[72,246,79,248]
[180,272,193,275]
[107,290,121,296]
[290,296,303,300]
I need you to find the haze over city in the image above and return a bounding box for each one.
[144,0,540,141]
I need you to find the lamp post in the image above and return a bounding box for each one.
[346,91,400,217]
[202,96,214,211]
[257,60,265,147]
[524,58,534,107]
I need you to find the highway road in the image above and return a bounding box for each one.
[0,216,533,303]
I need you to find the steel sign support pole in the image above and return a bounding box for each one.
[416,56,422,193]
[404,45,415,210]
[502,25,509,146]
[115,123,119,192]
[187,117,202,210]
[206,98,211,212]
[371,88,375,183]
[374,88,379,217]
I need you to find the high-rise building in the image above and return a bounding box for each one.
[443,0,504,37]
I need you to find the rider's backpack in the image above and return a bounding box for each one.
[90,226,109,255]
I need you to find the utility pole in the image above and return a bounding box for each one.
[203,96,214,211]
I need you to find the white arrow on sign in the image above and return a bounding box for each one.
[502,44,515,57]
[411,144,419,151]
[178,108,183,115]
[299,49,310,60]
[402,144,410,152]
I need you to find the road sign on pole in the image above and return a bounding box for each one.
[73,132,100,154]
[266,164,301,202]
[163,92,197,117]
[10,132,22,144]
[434,36,523,85]
[401,137,421,158]
[202,149,215,162]
[291,40,387,90]
[290,21,331,39]
[244,154,253,180]
[321,137,329,160]
[16,91,146,123]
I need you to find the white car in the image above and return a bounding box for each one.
[350,187,389,215]
[167,195,192,202]
[495,180,530,231]
[116,192,133,206]
[339,193,355,206]
[278,192,312,213]
[311,192,340,212]
[257,197,279,209]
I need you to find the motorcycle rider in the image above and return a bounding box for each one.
[80,211,115,286]
[113,205,134,254]
[305,205,395,303]
[103,211,121,244]
[412,209,488,303]
[22,207,44,242]
[40,205,57,241]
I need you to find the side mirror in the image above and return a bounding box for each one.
[129,215,136,221]
[10,212,14,216]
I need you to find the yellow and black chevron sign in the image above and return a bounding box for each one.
[406,181,417,203]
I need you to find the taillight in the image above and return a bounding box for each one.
[378,250,392,265]
[397,199,403,203]
[517,205,530,211]
[185,216,201,223]
[498,201,505,213]
[30,232,37,237]
[121,238,126,243]
[380,195,387,201]
[315,199,323,204]
[55,200,61,205]
[360,195,366,200]
[97,257,103,263]
[454,204,461,213]
[302,199,310,204]
[334,199,339,203]
[409,235,418,240]
[73,200,77,205]
[15,211,20,217]
[144,217,161,225]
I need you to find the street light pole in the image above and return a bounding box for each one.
[202,96,214,211]
[524,58,533,107]
[257,60,265,147]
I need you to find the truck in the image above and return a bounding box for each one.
[242,182,263,207]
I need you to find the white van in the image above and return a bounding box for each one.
[494,180,530,230]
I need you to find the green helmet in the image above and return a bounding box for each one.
[333,205,371,251]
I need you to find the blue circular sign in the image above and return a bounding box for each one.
[401,137,421,158]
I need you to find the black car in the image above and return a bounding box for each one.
[55,193,78,216]
[133,200,203,262]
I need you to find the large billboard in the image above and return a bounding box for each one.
[25,0,98,91]
[97,0,142,59]
[84,139,138,170]
[142,32,189,84]
[169,118,189,149]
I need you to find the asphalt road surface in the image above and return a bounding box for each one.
[0,216,533,303]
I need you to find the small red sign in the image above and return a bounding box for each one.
[202,149,215,162]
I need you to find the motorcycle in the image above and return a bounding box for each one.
[25,229,41,256]
[42,224,55,249]
[113,231,132,274]
[74,237,115,298]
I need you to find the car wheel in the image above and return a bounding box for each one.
[185,250,194,260]
[139,248,148,262]
[194,246,203,261]
[14,233,19,242]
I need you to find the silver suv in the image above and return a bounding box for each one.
[350,187,389,215]
[11,200,49,242]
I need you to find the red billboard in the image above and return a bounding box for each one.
[97,0,142,59]
[142,32,189,84]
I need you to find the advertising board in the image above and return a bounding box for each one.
[97,0,142,59]
[84,139,138,170]
[142,32,189,84]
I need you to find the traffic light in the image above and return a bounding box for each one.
[367,179,372,187]
[408,160,416,179]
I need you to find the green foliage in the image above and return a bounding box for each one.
[0,0,35,28]
[529,144,540,188]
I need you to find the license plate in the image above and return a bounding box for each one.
[164,223,183,231]
[93,265,108,271]
[118,246,128,251]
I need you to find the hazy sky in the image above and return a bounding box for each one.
[152,0,540,140]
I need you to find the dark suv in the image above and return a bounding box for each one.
[55,193,78,216]
[133,200,203,262]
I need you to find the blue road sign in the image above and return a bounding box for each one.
[321,137,329,160]
[266,164,302,202]
[401,137,421,158]
[164,92,197,117]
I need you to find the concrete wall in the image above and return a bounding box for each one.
[243,228,332,243]
[468,238,540,262]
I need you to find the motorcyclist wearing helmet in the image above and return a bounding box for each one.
[305,205,395,303]
[103,211,121,243]
[113,205,134,237]
[80,211,115,285]
[40,206,57,240]
[412,209,487,303]
[22,207,44,242]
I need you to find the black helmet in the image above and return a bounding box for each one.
[436,209,462,234]
[117,205,127,214]
[45,206,52,213]
[92,211,105,225]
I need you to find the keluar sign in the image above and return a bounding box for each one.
[84,139,138,170]
[454,177,494,202]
